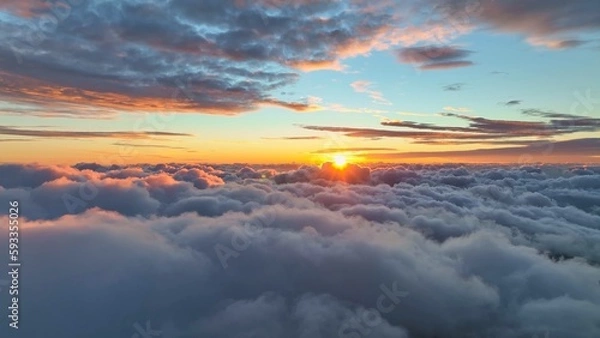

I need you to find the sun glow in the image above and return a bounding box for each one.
[332,154,348,169]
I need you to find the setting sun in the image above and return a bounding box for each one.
[333,154,348,169]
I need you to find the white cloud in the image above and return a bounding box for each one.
[351,81,392,106]
[1,163,599,337]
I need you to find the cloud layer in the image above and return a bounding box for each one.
[302,110,600,162]
[1,162,599,337]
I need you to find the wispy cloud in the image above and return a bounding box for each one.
[363,138,600,162]
[112,142,189,150]
[262,136,324,140]
[443,83,465,91]
[503,100,522,106]
[527,37,588,49]
[350,81,392,105]
[0,126,193,139]
[0,102,119,120]
[0,138,36,142]
[302,111,600,150]
[301,125,500,140]
[443,106,471,113]
[312,147,396,154]
[419,60,474,70]
[326,104,390,114]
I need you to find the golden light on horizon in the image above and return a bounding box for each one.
[332,154,348,169]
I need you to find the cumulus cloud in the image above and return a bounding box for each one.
[0,0,444,117]
[1,162,600,337]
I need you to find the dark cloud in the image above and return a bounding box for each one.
[431,0,600,49]
[522,109,588,119]
[440,111,600,136]
[303,111,600,157]
[364,138,600,163]
[419,60,474,70]
[301,125,502,140]
[0,138,35,142]
[443,83,465,91]
[1,162,600,337]
[0,163,83,189]
[381,120,475,133]
[0,0,595,120]
[413,139,556,146]
[397,45,474,70]
[0,104,120,120]
[503,100,522,106]
[0,126,193,139]
[397,46,472,63]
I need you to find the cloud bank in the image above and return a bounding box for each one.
[1,162,599,337]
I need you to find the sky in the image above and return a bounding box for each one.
[0,0,599,164]
[1,3,600,336]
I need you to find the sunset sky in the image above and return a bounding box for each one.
[2,2,600,337]
[1,0,599,164]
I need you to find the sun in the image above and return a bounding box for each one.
[332,154,348,169]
